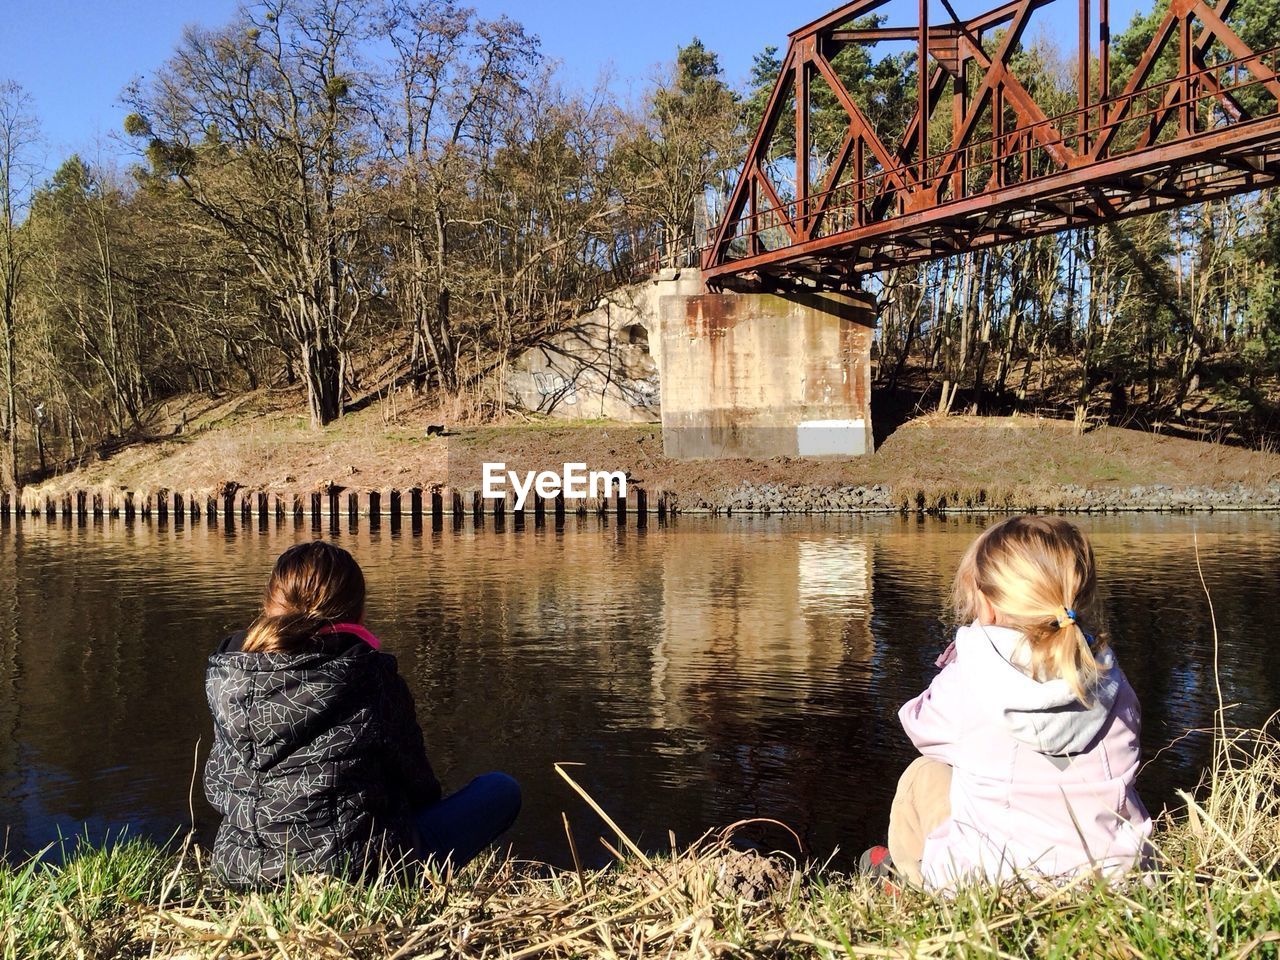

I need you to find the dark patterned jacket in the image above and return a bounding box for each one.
[204,630,442,887]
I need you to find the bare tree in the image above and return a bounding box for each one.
[377,0,539,394]
[0,81,39,488]
[126,0,374,426]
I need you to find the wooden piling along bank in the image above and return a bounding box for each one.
[2,486,669,529]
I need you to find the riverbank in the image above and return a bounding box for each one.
[21,391,1280,514]
[4,724,1278,958]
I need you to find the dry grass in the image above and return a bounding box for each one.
[1164,723,1280,876]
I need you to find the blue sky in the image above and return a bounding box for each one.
[3,0,1145,172]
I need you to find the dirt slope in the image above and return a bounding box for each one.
[25,391,1280,512]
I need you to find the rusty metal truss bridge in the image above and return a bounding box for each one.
[702,0,1280,290]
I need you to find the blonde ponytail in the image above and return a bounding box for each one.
[954,516,1111,704]
[1032,617,1105,704]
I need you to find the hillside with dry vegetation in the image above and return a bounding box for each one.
[25,383,1280,513]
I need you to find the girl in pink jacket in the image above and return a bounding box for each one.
[880,515,1152,890]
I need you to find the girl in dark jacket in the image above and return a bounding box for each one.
[204,540,520,887]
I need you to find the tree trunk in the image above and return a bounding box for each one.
[2,334,16,490]
[0,297,17,489]
[303,341,342,427]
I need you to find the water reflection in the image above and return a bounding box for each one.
[652,535,875,733]
[0,514,1275,868]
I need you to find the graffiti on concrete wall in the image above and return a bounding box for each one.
[532,372,579,406]
[506,298,663,423]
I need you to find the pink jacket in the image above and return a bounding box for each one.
[899,623,1152,889]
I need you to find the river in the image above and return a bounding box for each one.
[0,512,1276,868]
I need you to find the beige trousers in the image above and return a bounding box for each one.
[887,757,953,887]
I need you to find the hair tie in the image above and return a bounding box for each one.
[1056,607,1077,629]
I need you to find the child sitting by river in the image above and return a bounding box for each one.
[864,515,1152,890]
[204,540,521,887]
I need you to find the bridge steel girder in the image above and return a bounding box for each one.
[702,0,1280,290]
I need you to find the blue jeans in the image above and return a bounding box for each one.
[412,772,522,869]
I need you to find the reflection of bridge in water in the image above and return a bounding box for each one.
[652,534,875,734]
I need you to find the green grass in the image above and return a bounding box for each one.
[453,418,659,442]
[2,724,1278,959]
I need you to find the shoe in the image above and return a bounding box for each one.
[858,845,894,879]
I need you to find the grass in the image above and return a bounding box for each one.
[2,725,1278,959]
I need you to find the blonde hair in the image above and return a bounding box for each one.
[953,515,1110,703]
[243,541,366,653]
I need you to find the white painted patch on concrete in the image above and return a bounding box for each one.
[796,419,868,457]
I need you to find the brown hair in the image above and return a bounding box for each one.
[242,541,366,653]
[953,515,1110,703]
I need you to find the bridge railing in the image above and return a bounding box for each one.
[707,41,1280,269]
[566,232,705,313]
[618,234,704,279]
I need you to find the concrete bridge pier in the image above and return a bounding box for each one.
[655,272,876,460]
